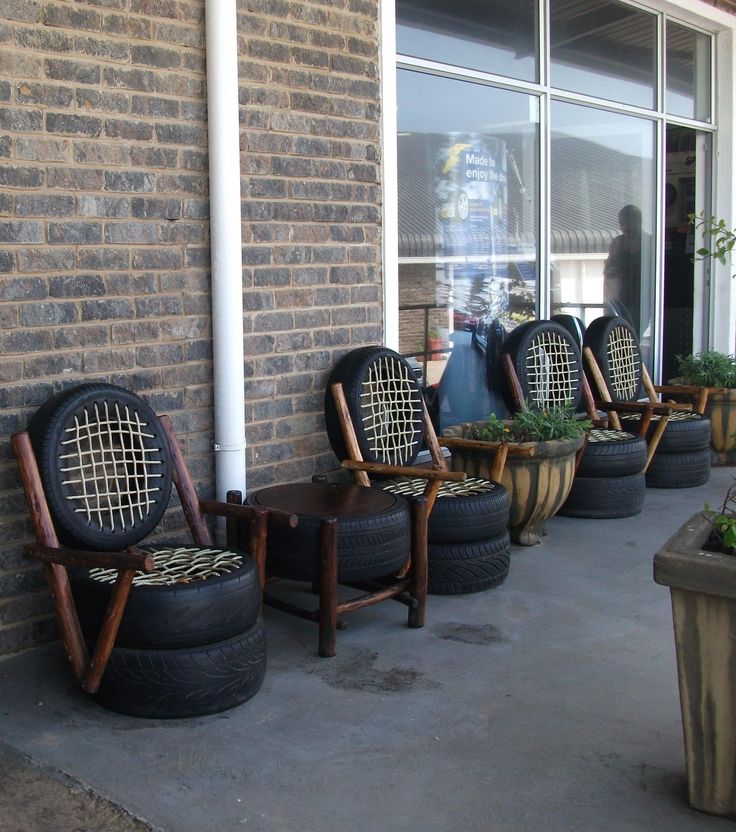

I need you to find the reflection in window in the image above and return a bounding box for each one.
[666,21,711,121]
[396,0,537,83]
[397,70,539,427]
[550,0,656,109]
[550,101,655,363]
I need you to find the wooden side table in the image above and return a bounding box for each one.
[248,481,427,657]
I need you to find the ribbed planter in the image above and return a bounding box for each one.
[654,512,736,818]
[443,424,583,545]
[705,388,736,465]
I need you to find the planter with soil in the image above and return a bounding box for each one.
[654,482,736,817]
[444,411,585,545]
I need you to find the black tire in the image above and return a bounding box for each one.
[576,430,647,478]
[28,383,173,551]
[71,552,261,649]
[550,314,586,350]
[324,346,424,466]
[583,316,642,401]
[645,448,711,488]
[248,486,411,583]
[93,618,267,719]
[481,318,508,391]
[558,473,645,518]
[428,532,511,595]
[500,320,584,412]
[647,414,711,454]
[375,477,509,543]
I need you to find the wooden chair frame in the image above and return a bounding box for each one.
[331,381,533,515]
[11,415,292,694]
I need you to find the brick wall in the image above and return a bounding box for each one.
[0,0,382,657]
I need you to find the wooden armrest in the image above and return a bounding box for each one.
[341,459,466,482]
[24,544,155,572]
[439,437,535,457]
[200,499,298,529]
[655,384,703,396]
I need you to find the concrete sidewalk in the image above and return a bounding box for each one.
[1,468,735,832]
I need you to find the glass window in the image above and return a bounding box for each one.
[397,70,539,427]
[550,101,656,364]
[666,21,711,121]
[396,0,537,83]
[550,0,656,110]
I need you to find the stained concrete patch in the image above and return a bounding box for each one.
[306,647,439,693]
[0,742,157,832]
[432,622,510,645]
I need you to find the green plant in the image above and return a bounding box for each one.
[464,404,592,443]
[690,211,736,277]
[677,350,736,388]
[703,478,736,554]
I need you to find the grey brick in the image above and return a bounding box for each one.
[48,275,105,297]
[81,298,134,321]
[48,221,103,244]
[45,58,101,84]
[0,167,44,189]
[20,302,78,327]
[45,112,102,136]
[104,170,156,193]
[0,221,44,243]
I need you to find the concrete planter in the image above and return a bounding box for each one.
[443,424,583,545]
[705,388,736,465]
[654,512,736,817]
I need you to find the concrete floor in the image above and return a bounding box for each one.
[1,468,735,832]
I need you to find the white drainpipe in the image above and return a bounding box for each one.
[204,0,247,501]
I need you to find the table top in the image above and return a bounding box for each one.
[250,481,403,520]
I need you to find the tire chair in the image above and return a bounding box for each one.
[324,346,532,595]
[583,316,711,488]
[498,319,651,519]
[12,383,292,718]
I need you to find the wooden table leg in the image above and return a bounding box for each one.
[408,496,428,629]
[318,517,339,658]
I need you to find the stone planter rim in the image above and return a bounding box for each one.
[654,511,736,600]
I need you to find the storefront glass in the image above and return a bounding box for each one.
[550,101,656,357]
[666,21,711,121]
[397,69,539,426]
[550,0,657,109]
[393,1,716,419]
[396,0,537,82]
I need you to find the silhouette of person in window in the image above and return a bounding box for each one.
[603,204,644,333]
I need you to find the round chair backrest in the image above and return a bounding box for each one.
[583,315,642,402]
[28,383,173,551]
[500,320,584,412]
[324,346,425,466]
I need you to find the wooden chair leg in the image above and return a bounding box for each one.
[12,431,89,682]
[82,568,137,694]
[318,517,339,658]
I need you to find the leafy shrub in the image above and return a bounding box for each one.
[704,478,736,555]
[465,404,591,443]
[677,350,736,388]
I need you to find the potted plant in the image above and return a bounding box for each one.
[443,405,589,545]
[427,327,447,358]
[654,477,736,817]
[676,350,736,465]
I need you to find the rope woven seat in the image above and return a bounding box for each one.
[87,546,244,586]
[376,476,499,498]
